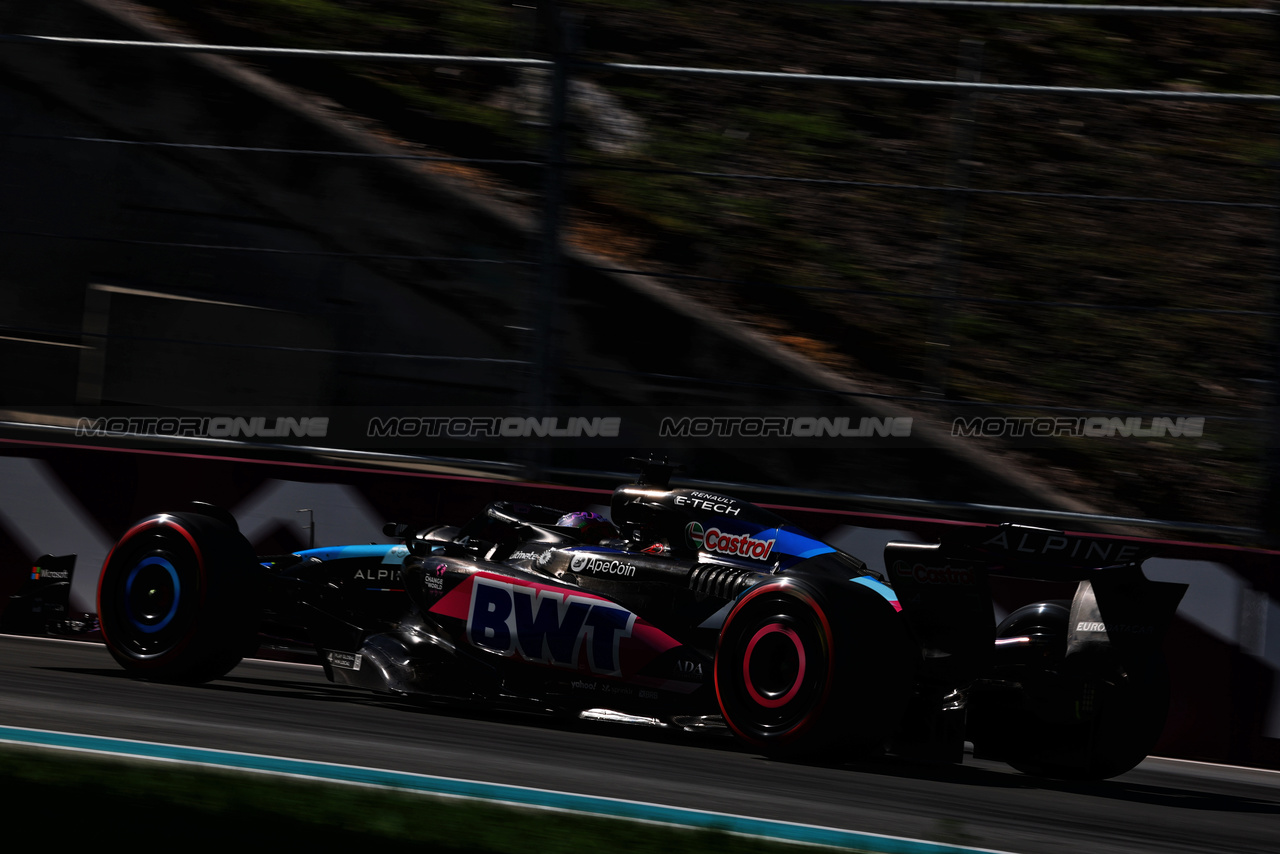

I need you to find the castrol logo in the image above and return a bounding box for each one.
[701,527,775,561]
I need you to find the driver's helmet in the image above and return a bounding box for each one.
[556,511,618,544]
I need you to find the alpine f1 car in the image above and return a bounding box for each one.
[6,460,1186,780]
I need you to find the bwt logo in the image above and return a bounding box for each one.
[466,576,635,676]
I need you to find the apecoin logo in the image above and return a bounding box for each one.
[569,553,638,577]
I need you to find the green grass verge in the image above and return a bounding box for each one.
[0,746,842,853]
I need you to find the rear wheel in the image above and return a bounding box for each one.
[1002,653,1170,781]
[97,511,261,683]
[979,600,1170,780]
[714,579,913,759]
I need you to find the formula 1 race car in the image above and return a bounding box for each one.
[9,460,1187,780]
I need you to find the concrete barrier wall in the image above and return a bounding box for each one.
[1,438,1276,769]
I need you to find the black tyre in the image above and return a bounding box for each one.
[988,600,1170,781]
[714,579,913,759]
[1004,658,1170,781]
[97,511,261,683]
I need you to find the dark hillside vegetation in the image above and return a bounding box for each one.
[133,0,1279,532]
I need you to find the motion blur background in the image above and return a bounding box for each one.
[1,0,1277,539]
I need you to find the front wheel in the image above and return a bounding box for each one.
[714,579,913,759]
[97,511,261,683]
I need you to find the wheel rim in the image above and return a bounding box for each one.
[124,555,181,634]
[742,622,806,708]
[106,544,195,659]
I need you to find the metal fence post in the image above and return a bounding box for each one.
[928,39,984,399]
[1266,18,1280,545]
[76,283,111,405]
[522,1,572,479]
[533,1,569,414]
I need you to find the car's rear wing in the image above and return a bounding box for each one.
[883,524,1186,686]
[930,523,1154,578]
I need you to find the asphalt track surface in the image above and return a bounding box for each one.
[1,635,1276,854]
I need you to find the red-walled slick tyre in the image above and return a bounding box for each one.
[97,511,261,683]
[714,578,913,759]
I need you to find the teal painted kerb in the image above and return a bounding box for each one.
[0,726,1011,854]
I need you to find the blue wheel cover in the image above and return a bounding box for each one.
[124,556,181,634]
